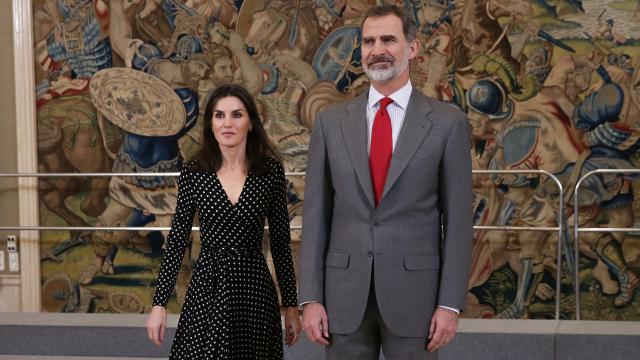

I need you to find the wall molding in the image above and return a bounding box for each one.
[12,0,40,312]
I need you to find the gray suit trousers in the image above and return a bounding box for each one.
[325,274,438,360]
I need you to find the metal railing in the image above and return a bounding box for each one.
[473,170,564,320]
[1,169,566,318]
[573,168,640,320]
[0,172,306,231]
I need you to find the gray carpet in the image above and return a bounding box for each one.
[3,314,640,359]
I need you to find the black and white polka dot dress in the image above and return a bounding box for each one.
[153,157,297,359]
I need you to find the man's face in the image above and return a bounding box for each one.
[211,57,234,83]
[524,51,545,75]
[418,1,443,25]
[186,60,210,81]
[361,14,417,84]
[566,68,590,93]
[467,109,494,140]
[529,50,546,66]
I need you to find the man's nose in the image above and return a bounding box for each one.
[370,40,386,55]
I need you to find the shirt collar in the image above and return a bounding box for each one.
[367,80,413,111]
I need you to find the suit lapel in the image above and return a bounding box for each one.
[342,92,375,209]
[379,90,434,204]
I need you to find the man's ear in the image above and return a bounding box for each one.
[408,38,420,60]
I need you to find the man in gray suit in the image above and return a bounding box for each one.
[299,4,473,359]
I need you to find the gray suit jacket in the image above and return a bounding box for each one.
[299,88,473,337]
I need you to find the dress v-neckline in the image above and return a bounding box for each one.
[214,171,250,208]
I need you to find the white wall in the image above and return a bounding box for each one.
[0,0,22,311]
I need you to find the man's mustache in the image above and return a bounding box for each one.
[367,55,394,66]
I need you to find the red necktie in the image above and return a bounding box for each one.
[369,97,393,207]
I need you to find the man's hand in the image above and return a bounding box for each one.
[302,302,330,345]
[426,307,459,352]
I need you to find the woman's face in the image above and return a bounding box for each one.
[211,96,252,150]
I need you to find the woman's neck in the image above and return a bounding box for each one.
[219,146,248,172]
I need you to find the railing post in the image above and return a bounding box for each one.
[471,170,564,319]
[573,169,640,320]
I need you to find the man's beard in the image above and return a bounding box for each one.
[363,51,409,83]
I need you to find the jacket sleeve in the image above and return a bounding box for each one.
[298,112,334,305]
[436,110,474,311]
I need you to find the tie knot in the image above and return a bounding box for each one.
[379,97,393,110]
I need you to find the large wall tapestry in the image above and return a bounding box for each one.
[33,0,640,319]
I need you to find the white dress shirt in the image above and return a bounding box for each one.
[366,80,413,152]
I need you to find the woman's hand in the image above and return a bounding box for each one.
[147,305,167,347]
[283,307,302,347]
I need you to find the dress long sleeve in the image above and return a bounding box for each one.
[152,166,197,307]
[266,159,298,307]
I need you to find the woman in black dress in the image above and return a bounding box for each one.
[146,84,301,359]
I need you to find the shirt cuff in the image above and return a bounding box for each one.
[298,300,319,310]
[438,305,460,315]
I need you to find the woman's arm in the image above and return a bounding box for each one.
[265,159,298,308]
[152,165,198,307]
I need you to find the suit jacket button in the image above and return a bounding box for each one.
[373,222,380,227]
[367,251,373,257]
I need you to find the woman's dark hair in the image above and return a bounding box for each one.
[190,84,277,175]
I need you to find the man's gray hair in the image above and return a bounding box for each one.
[360,4,417,42]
